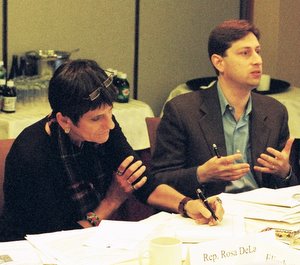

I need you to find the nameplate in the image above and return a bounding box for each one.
[187,231,300,265]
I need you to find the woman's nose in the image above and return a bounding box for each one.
[103,115,115,130]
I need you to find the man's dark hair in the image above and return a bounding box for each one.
[208,19,260,74]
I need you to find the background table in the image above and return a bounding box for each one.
[0,99,154,151]
[162,84,300,138]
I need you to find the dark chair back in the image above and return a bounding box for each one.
[291,138,300,182]
[0,139,15,215]
[145,117,161,155]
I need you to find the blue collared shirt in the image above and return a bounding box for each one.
[217,83,258,193]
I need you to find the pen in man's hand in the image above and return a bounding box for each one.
[212,143,221,158]
[196,188,218,221]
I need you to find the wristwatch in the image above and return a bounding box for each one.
[86,212,101,226]
[178,197,192,217]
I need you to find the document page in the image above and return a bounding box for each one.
[0,240,44,265]
[169,214,245,242]
[220,188,300,224]
[26,228,137,265]
[234,186,300,207]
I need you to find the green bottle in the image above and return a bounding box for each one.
[116,72,130,103]
[0,79,5,111]
[0,60,6,80]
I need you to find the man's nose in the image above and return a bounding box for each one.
[253,51,262,65]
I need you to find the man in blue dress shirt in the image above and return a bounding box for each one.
[151,19,298,198]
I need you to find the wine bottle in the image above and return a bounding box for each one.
[8,55,19,80]
[2,79,17,113]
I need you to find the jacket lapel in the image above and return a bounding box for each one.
[250,93,272,185]
[196,85,227,157]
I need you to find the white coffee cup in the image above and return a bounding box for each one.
[139,236,182,265]
[257,74,271,92]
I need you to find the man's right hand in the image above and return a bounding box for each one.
[196,153,250,183]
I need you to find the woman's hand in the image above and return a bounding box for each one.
[106,156,147,206]
[81,156,148,226]
[185,195,224,226]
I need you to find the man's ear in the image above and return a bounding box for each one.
[56,112,71,133]
[211,54,224,74]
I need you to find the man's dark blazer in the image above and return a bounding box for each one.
[151,83,298,198]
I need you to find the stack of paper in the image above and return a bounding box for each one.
[220,185,300,224]
[26,227,147,265]
[24,212,245,265]
[0,240,45,265]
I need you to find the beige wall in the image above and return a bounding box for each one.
[1,0,240,115]
[277,0,300,87]
[138,0,239,115]
[6,0,135,80]
[253,0,280,77]
[253,0,300,87]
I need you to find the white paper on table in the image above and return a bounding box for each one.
[187,231,300,265]
[26,214,173,265]
[84,220,159,250]
[100,212,244,244]
[233,186,300,207]
[162,214,245,243]
[26,227,139,265]
[138,211,176,225]
[220,192,300,224]
[0,240,44,265]
[24,211,245,265]
[85,212,245,245]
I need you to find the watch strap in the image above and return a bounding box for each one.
[178,197,192,217]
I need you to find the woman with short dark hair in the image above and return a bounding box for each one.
[0,59,223,242]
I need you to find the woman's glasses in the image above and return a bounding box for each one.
[83,71,114,101]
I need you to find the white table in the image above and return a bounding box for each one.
[3,183,300,264]
[162,84,300,138]
[0,215,299,265]
[0,99,154,150]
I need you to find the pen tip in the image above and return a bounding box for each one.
[212,143,217,148]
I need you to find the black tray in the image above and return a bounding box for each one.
[253,78,290,94]
[186,77,290,95]
[186,76,217,91]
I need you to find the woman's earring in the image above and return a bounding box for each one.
[64,127,70,134]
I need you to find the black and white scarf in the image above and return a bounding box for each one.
[50,120,108,219]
